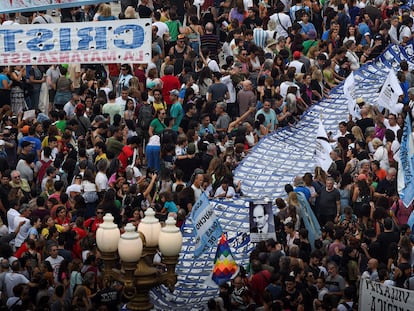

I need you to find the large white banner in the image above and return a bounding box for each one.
[377,70,404,114]
[343,72,359,120]
[0,0,109,14]
[0,19,151,65]
[359,279,414,311]
[314,120,333,172]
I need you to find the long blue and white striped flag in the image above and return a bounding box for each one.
[399,115,414,207]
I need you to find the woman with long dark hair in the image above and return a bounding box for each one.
[254,113,269,139]
[98,188,121,227]
[351,175,372,219]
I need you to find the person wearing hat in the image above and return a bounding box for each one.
[288,51,305,74]
[169,33,192,76]
[264,38,277,58]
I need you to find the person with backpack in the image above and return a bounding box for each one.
[137,91,155,148]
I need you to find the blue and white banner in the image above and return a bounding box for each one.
[0,19,151,65]
[190,193,223,258]
[149,44,414,310]
[0,0,111,14]
[399,115,414,207]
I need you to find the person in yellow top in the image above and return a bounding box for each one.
[94,141,108,164]
[152,88,167,113]
[41,216,66,239]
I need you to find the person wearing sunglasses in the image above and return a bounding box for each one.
[84,208,105,236]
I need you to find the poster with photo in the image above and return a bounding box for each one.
[249,201,276,243]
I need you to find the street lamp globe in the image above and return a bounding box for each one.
[118,223,143,262]
[158,217,183,256]
[138,208,161,247]
[96,213,120,252]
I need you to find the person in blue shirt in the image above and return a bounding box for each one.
[159,191,178,214]
[358,15,371,47]
[293,175,311,201]
[18,125,42,162]
[199,113,216,138]
[299,11,316,39]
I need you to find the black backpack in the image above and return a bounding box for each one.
[138,103,154,130]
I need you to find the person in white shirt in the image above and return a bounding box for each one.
[2,13,19,25]
[4,261,30,299]
[152,11,169,38]
[115,87,134,115]
[288,51,305,73]
[191,173,204,202]
[383,113,400,137]
[214,178,236,198]
[45,244,64,284]
[95,159,109,192]
[13,205,31,249]
[270,2,292,40]
[6,200,20,234]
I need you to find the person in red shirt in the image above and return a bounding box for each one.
[160,65,180,106]
[84,207,105,236]
[118,136,139,169]
[248,259,271,306]
[72,217,88,259]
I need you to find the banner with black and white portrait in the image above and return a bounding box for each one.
[249,201,276,242]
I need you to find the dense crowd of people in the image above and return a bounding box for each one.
[0,0,414,310]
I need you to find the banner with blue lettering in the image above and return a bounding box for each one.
[399,115,414,207]
[0,19,151,65]
[0,0,111,13]
[190,193,223,258]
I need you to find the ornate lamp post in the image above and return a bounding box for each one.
[96,209,183,311]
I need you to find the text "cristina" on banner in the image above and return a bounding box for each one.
[0,19,152,65]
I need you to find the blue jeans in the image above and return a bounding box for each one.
[146,145,160,172]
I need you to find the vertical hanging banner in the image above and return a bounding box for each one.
[314,120,333,172]
[0,1,111,14]
[399,115,414,207]
[0,19,152,65]
[377,70,404,114]
[343,72,359,119]
[190,193,223,258]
